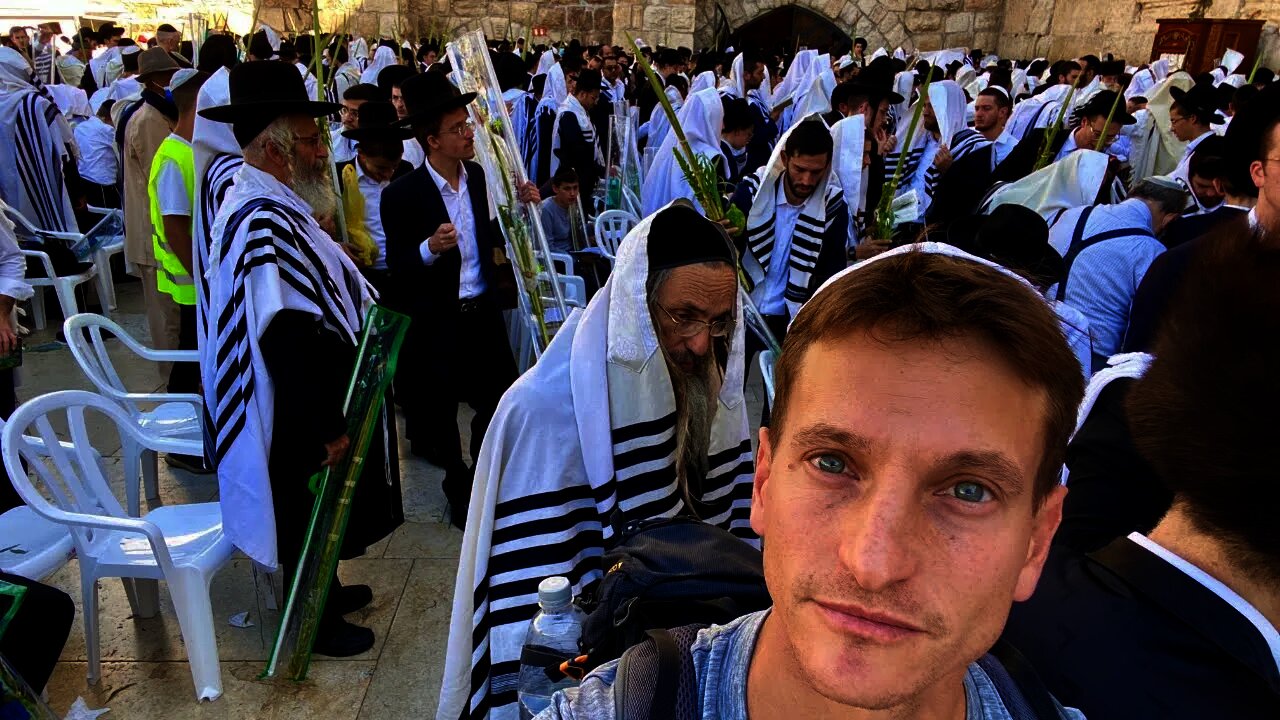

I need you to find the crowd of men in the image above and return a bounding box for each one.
[0,17,1277,720]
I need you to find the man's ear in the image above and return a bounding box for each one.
[750,427,774,539]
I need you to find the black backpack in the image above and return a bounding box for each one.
[562,516,771,681]
[613,626,1077,720]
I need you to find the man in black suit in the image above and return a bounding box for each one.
[1002,228,1280,719]
[993,90,1133,183]
[381,70,538,529]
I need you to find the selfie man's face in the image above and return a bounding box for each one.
[751,331,1063,710]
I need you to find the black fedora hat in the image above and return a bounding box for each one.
[394,70,476,128]
[976,204,1064,288]
[1170,84,1226,124]
[198,61,340,146]
[344,101,416,142]
[1077,89,1136,125]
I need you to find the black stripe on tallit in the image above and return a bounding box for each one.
[610,410,678,445]
[14,95,61,231]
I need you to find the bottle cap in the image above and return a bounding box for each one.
[538,576,572,606]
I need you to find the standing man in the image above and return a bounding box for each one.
[740,50,780,176]
[1048,178,1186,370]
[1168,84,1223,197]
[552,67,605,200]
[929,86,1015,225]
[121,48,181,371]
[730,119,849,358]
[332,82,379,163]
[200,60,401,656]
[380,71,536,529]
[0,47,77,237]
[154,24,191,67]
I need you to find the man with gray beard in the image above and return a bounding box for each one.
[437,200,759,720]
[200,61,404,657]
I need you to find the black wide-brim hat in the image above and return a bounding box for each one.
[344,100,416,142]
[1170,84,1226,124]
[393,70,476,128]
[976,204,1064,287]
[198,60,340,125]
[1078,89,1136,125]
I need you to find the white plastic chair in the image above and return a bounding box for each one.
[84,206,126,312]
[760,349,777,408]
[592,209,638,261]
[63,313,204,516]
[2,390,233,701]
[0,506,75,580]
[4,204,111,328]
[548,251,575,277]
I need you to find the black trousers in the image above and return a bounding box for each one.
[407,294,517,482]
[167,303,198,394]
[0,572,74,693]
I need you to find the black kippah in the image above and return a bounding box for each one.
[647,201,736,272]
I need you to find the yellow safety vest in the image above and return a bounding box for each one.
[148,135,196,305]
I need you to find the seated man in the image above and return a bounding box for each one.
[539,166,580,254]
[541,244,1087,719]
[1003,227,1280,719]
[437,202,757,720]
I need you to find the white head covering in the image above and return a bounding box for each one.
[641,88,726,217]
[771,49,817,108]
[537,49,556,75]
[690,70,716,95]
[727,52,747,98]
[349,36,369,62]
[927,80,968,146]
[1222,48,1245,74]
[981,149,1110,222]
[360,45,397,84]
[0,46,33,95]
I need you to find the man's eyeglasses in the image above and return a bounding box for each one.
[1169,114,1188,126]
[653,302,734,338]
[442,119,476,138]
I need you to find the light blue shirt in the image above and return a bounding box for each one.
[538,609,1085,720]
[1048,199,1164,358]
[761,185,801,317]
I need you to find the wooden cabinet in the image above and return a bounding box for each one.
[1151,18,1264,75]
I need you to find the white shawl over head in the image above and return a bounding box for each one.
[1127,72,1194,182]
[360,45,396,84]
[640,88,726,217]
[690,70,716,95]
[981,149,1109,223]
[727,52,747,99]
[536,49,556,75]
[437,204,755,720]
[831,114,868,246]
[203,165,373,568]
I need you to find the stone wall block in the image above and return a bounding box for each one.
[908,12,943,31]
[669,5,697,31]
[974,12,998,31]
[944,12,972,32]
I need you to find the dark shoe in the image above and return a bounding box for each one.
[312,618,375,657]
[331,583,373,615]
[442,472,472,531]
[165,453,214,474]
[411,441,453,468]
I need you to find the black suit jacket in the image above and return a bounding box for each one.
[993,127,1070,184]
[380,159,513,373]
[927,144,995,226]
[1003,537,1280,719]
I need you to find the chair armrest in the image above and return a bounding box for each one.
[122,391,205,407]
[20,248,57,278]
[31,504,177,570]
[140,348,200,363]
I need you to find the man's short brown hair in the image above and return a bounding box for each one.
[770,250,1084,508]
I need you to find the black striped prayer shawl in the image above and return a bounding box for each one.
[741,164,846,317]
[203,164,371,568]
[437,207,757,720]
[0,87,75,233]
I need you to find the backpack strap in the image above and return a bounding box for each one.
[614,624,706,720]
[977,639,1070,720]
[1055,206,1156,302]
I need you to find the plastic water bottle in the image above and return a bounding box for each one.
[517,576,587,720]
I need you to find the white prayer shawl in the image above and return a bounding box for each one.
[831,114,868,247]
[295,62,319,102]
[349,37,369,71]
[360,46,396,84]
[1152,59,1171,81]
[550,94,603,176]
[981,149,1110,224]
[870,47,888,62]
[752,65,773,114]
[727,52,747,99]
[0,48,76,234]
[1222,49,1245,74]
[1060,352,1152,484]
[1127,73,1194,183]
[791,64,836,132]
[638,86,681,153]
[193,67,244,422]
[690,70,716,95]
[89,47,118,88]
[741,125,845,318]
[891,81,966,222]
[327,61,361,109]
[545,62,568,107]
[204,164,373,568]
[536,49,556,76]
[641,88,725,218]
[773,49,818,128]
[47,84,91,120]
[890,71,915,129]
[1012,69,1030,98]
[504,87,533,161]
[1007,83,1073,140]
[437,206,755,720]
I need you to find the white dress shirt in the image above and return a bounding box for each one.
[1053,128,1083,162]
[73,116,118,185]
[1172,130,1215,185]
[107,75,141,102]
[990,128,1017,168]
[419,160,486,299]
[355,159,390,270]
[402,138,425,168]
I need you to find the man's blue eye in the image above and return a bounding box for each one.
[813,455,846,474]
[951,482,991,503]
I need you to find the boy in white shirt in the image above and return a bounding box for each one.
[73,97,120,207]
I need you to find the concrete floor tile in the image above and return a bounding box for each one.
[382,520,462,560]
[45,659,377,719]
[356,559,458,720]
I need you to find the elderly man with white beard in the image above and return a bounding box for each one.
[200,61,403,658]
[436,200,758,720]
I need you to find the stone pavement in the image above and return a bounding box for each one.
[21,277,766,719]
